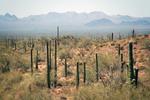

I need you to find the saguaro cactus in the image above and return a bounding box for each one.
[83,62,86,83]
[96,53,99,81]
[76,62,80,88]
[57,26,59,45]
[134,68,139,87]
[31,48,33,74]
[132,29,135,38]
[128,42,134,82]
[36,50,38,70]
[54,39,57,87]
[121,53,124,72]
[119,34,121,40]
[47,41,51,88]
[118,44,121,56]
[49,40,52,71]
[64,58,67,77]
[112,32,114,41]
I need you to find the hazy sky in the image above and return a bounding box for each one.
[0,0,150,17]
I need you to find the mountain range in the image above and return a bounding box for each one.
[0,11,150,34]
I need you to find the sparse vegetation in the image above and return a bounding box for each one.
[0,34,150,100]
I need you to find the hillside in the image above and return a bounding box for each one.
[0,33,150,100]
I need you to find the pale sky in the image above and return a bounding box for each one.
[0,0,150,18]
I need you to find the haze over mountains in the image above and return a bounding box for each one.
[0,11,150,35]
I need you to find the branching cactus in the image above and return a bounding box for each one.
[96,53,99,81]
[76,62,80,88]
[47,41,51,88]
[128,42,134,82]
[54,39,57,88]
[83,62,86,83]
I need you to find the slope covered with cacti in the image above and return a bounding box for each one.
[0,33,150,100]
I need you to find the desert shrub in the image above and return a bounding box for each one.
[141,39,150,50]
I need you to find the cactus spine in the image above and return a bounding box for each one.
[76,62,80,88]
[54,39,57,87]
[47,41,51,88]
[128,42,134,82]
[96,53,99,81]
[83,62,86,83]
[64,58,67,77]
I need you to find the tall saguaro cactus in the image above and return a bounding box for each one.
[47,41,51,88]
[128,42,134,82]
[31,48,33,74]
[118,44,121,56]
[54,39,57,87]
[36,50,38,70]
[121,53,124,72]
[96,53,99,81]
[64,58,67,77]
[134,68,139,87]
[83,62,86,83]
[112,32,114,41]
[76,62,80,88]
[132,29,135,38]
[57,26,59,45]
